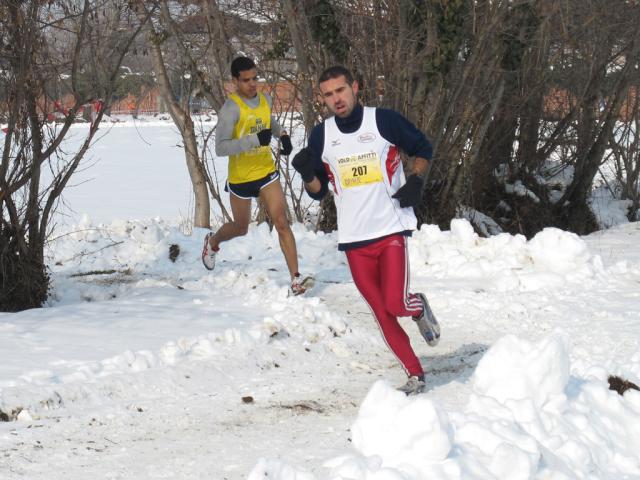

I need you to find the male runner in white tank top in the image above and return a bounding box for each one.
[292,66,441,395]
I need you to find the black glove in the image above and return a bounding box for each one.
[280,134,293,155]
[292,147,316,183]
[256,128,272,146]
[392,174,424,208]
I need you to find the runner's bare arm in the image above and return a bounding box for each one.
[413,156,429,177]
[304,177,322,194]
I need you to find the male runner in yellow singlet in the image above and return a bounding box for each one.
[202,56,310,295]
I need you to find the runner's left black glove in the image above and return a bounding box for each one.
[392,174,424,208]
[280,134,293,155]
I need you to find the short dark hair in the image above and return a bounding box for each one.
[318,66,354,85]
[231,56,257,78]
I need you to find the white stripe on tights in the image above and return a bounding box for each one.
[359,294,409,376]
[402,237,414,312]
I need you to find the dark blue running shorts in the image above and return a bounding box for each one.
[225,170,280,199]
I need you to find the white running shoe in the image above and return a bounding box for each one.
[290,273,314,296]
[201,232,217,271]
[413,293,440,346]
[397,375,426,395]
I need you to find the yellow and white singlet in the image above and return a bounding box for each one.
[227,92,274,184]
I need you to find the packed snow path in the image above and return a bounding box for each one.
[1,220,640,479]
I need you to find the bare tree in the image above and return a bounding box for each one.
[0,0,146,311]
[136,0,640,237]
[319,0,640,237]
[133,0,214,229]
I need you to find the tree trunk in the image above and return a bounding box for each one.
[1,1,143,311]
[281,0,317,133]
[561,36,640,215]
[141,3,211,228]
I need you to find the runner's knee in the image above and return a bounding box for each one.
[271,215,290,233]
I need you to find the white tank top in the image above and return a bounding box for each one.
[322,106,417,245]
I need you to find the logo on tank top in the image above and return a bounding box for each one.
[357,132,377,143]
[249,117,266,135]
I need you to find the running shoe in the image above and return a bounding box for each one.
[201,232,217,271]
[413,293,440,346]
[397,375,426,395]
[290,273,314,296]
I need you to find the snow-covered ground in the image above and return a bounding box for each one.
[1,120,640,479]
[50,119,205,225]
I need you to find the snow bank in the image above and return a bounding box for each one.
[273,333,640,480]
[2,219,351,414]
[4,212,640,479]
[590,188,633,228]
[411,220,603,292]
[30,217,632,407]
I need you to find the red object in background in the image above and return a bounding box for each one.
[54,100,69,115]
[93,99,104,113]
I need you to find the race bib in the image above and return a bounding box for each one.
[337,152,383,189]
